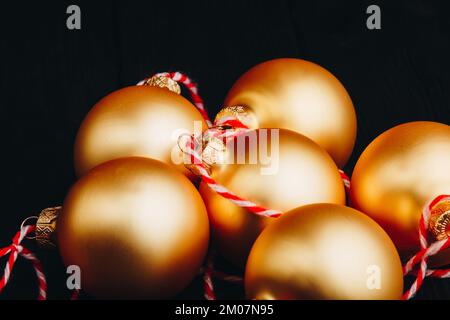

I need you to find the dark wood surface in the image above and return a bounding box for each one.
[0,0,449,299]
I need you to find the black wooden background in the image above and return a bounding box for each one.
[0,0,449,300]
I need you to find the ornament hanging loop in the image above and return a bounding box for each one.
[177,132,213,176]
[20,216,38,240]
[176,132,197,156]
[0,224,47,299]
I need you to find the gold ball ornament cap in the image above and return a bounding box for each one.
[429,200,450,241]
[245,204,404,300]
[35,206,61,248]
[57,157,210,299]
[222,58,357,167]
[350,121,450,266]
[142,75,181,94]
[214,105,258,129]
[428,199,450,266]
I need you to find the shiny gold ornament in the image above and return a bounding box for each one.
[245,204,404,300]
[57,157,210,299]
[221,58,357,167]
[199,128,345,267]
[350,121,450,266]
[74,85,207,179]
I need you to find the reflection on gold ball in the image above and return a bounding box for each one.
[57,157,210,299]
[245,204,403,300]
[199,129,345,267]
[222,58,357,167]
[74,85,207,179]
[350,121,450,266]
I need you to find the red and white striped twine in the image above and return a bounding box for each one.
[0,225,46,300]
[402,194,450,300]
[203,251,216,300]
[203,250,245,300]
[186,130,285,219]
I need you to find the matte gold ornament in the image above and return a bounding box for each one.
[74,85,207,179]
[220,58,357,167]
[57,157,210,299]
[245,204,404,300]
[350,121,450,266]
[199,128,345,267]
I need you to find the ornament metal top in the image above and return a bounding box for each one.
[141,74,181,94]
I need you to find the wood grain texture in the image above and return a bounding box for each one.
[0,0,448,299]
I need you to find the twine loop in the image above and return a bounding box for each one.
[0,223,47,300]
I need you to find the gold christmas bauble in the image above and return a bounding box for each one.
[350,121,450,266]
[220,58,357,167]
[57,157,210,299]
[74,85,207,179]
[199,128,345,267]
[245,204,403,300]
